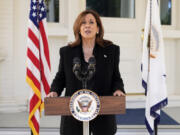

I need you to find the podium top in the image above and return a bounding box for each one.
[44,96,125,116]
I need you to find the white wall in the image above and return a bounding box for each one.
[0,0,180,112]
[12,0,30,110]
[0,0,18,112]
[175,0,180,95]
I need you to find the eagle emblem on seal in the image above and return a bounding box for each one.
[78,100,92,112]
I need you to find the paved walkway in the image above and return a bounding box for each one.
[0,107,179,128]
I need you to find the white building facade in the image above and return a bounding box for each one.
[0,0,180,112]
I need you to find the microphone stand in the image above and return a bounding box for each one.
[78,71,89,135]
[81,72,88,90]
[81,73,89,135]
[73,57,96,135]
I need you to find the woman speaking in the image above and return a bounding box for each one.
[47,9,125,135]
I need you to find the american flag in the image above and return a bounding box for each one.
[26,0,51,134]
[142,0,168,134]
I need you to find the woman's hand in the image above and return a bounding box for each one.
[46,92,58,97]
[113,90,125,96]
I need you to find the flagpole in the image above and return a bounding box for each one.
[31,130,33,135]
[154,122,158,135]
[147,0,152,90]
[147,0,152,71]
[147,0,158,134]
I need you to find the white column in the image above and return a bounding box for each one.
[12,0,30,112]
[0,0,17,112]
[0,0,30,113]
[176,0,180,95]
[175,40,180,95]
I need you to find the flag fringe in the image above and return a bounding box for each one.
[26,76,44,135]
[26,76,41,99]
[150,98,168,118]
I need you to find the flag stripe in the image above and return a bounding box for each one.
[39,33,51,85]
[28,96,41,120]
[27,48,40,71]
[35,108,40,123]
[28,39,39,59]
[27,69,41,91]
[28,20,39,37]
[39,57,50,95]
[30,94,40,112]
[26,58,40,81]
[39,21,51,69]
[31,115,39,133]
[39,42,51,86]
[28,98,41,135]
[28,29,40,50]
[39,31,51,95]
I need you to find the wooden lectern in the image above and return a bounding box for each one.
[44,96,125,135]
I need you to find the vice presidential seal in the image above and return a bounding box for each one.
[69,89,100,122]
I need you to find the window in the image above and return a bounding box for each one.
[160,0,171,25]
[45,0,59,22]
[86,0,135,18]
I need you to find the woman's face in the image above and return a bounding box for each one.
[80,13,99,41]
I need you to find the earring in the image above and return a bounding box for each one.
[96,32,99,34]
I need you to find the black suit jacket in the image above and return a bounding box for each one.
[51,43,125,96]
[50,43,125,135]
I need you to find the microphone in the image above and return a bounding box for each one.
[87,57,96,80]
[73,57,81,80]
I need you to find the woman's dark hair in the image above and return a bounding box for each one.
[69,9,112,47]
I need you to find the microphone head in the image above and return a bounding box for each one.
[73,57,82,80]
[87,57,96,80]
[88,57,96,65]
[73,57,81,74]
[73,57,81,65]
